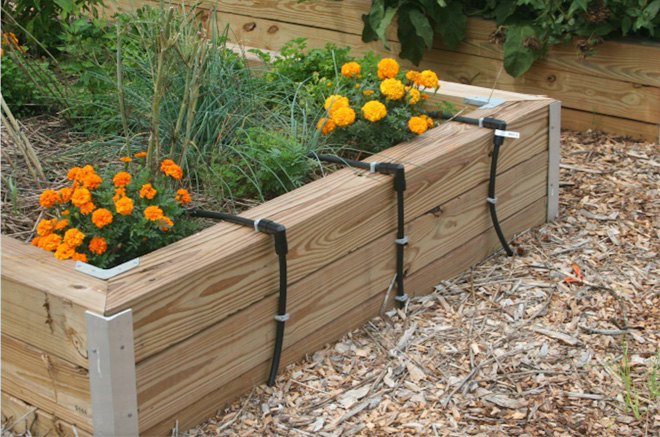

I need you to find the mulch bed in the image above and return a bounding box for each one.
[183,131,660,436]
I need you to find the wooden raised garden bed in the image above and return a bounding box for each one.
[1,81,560,435]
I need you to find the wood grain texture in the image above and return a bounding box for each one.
[1,392,91,437]
[142,197,548,436]
[1,334,92,432]
[561,108,659,143]
[133,150,548,430]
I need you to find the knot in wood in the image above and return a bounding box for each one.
[243,22,256,32]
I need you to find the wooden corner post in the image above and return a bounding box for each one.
[85,309,139,436]
[547,100,561,221]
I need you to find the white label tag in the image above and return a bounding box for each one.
[495,129,520,139]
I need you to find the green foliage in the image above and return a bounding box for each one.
[361,0,660,76]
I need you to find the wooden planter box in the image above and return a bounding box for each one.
[2,81,559,435]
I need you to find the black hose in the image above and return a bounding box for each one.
[187,209,289,386]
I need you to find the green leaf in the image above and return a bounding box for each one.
[644,0,660,20]
[493,0,516,25]
[502,24,538,77]
[568,0,588,16]
[432,1,466,49]
[621,16,632,35]
[407,8,434,48]
[397,12,426,65]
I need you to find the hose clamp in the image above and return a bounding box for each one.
[253,218,263,232]
[486,197,497,204]
[395,236,408,245]
[394,293,409,302]
[370,162,379,173]
[274,313,290,322]
[478,117,484,128]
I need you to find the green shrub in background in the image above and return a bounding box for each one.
[361,0,660,76]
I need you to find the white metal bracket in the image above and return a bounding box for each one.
[76,258,139,279]
[464,96,507,109]
[85,309,139,436]
[547,101,561,221]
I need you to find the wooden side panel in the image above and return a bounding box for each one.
[1,334,93,432]
[142,197,548,436]
[561,108,659,143]
[1,392,92,437]
[134,150,548,430]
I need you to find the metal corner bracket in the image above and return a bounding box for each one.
[547,100,561,222]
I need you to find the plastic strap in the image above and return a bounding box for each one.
[370,162,378,173]
[478,117,484,128]
[395,236,408,245]
[494,129,520,139]
[486,197,497,204]
[394,293,408,302]
[274,313,290,322]
[253,218,263,232]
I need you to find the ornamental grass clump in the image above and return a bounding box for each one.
[314,56,440,153]
[32,153,198,269]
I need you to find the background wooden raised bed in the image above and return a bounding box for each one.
[111,0,659,143]
[1,76,559,435]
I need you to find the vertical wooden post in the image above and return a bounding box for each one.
[85,309,139,436]
[547,100,561,221]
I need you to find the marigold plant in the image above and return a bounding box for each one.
[33,153,198,269]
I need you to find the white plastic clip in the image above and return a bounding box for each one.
[394,294,409,302]
[254,218,263,232]
[478,117,484,128]
[370,162,379,173]
[494,129,520,139]
[274,313,290,322]
[486,197,497,204]
[394,236,408,245]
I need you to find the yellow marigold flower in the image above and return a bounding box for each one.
[139,183,157,200]
[361,100,387,122]
[326,81,332,87]
[355,83,360,88]
[39,189,59,208]
[36,218,57,236]
[54,243,75,260]
[54,218,68,230]
[323,95,349,116]
[408,116,429,135]
[113,187,126,202]
[340,61,361,78]
[330,106,356,127]
[119,156,132,163]
[405,86,420,104]
[418,70,439,89]
[0,48,3,57]
[63,228,85,248]
[38,233,62,252]
[405,70,420,83]
[379,78,404,100]
[91,208,113,228]
[79,202,96,215]
[160,159,183,180]
[133,151,147,158]
[114,196,134,215]
[58,187,73,203]
[88,236,107,255]
[316,117,336,135]
[112,171,131,187]
[421,114,434,128]
[40,235,61,251]
[71,187,91,207]
[377,58,399,79]
[174,188,191,204]
[158,216,174,231]
[144,205,164,221]
[362,89,374,97]
[2,32,18,46]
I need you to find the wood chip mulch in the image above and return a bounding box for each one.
[184,130,660,437]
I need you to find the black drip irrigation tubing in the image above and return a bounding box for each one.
[427,111,515,256]
[187,209,288,386]
[307,153,409,307]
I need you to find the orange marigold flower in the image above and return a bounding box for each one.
[88,236,107,255]
[362,89,374,97]
[330,106,356,127]
[67,166,81,181]
[119,156,132,163]
[82,173,102,190]
[361,100,387,122]
[114,196,134,215]
[36,218,57,236]
[63,228,85,248]
[30,237,40,247]
[160,159,183,180]
[39,189,59,208]
[323,95,349,116]
[113,187,126,202]
[72,252,88,262]
[79,202,96,215]
[379,78,404,100]
[421,93,429,101]
[144,205,164,221]
[71,187,91,207]
[58,187,73,203]
[405,70,420,83]
[405,86,420,104]
[38,233,62,252]
[377,58,399,79]
[417,70,439,89]
[112,171,131,187]
[340,61,361,78]
[91,208,113,228]
[61,209,70,216]
[133,151,147,158]
[139,184,157,200]
[316,117,336,135]
[158,216,174,231]
[174,188,191,204]
[408,116,429,135]
[54,218,68,230]
[54,243,75,260]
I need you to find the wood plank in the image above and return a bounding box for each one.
[1,392,91,437]
[105,100,550,365]
[1,333,93,432]
[133,150,548,430]
[142,196,548,436]
[561,108,659,143]
[1,235,106,367]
